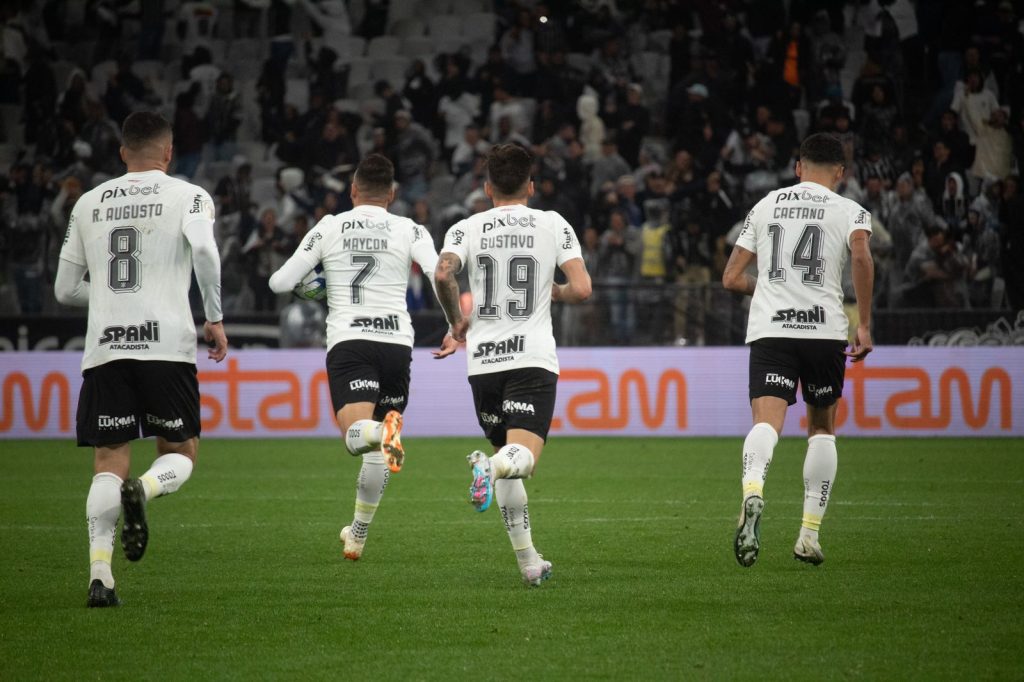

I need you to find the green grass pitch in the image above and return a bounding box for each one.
[1,437,1021,680]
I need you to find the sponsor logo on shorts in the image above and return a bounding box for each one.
[764,373,796,389]
[98,320,160,350]
[350,315,399,332]
[146,414,184,430]
[502,399,535,415]
[100,184,161,202]
[98,414,136,429]
[379,395,404,407]
[806,384,833,399]
[480,412,502,425]
[771,305,825,330]
[473,335,525,364]
[349,379,380,392]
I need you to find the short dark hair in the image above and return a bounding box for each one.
[486,144,532,197]
[354,153,395,197]
[121,111,172,151]
[799,133,845,167]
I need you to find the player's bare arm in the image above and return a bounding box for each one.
[552,257,592,303]
[845,229,874,362]
[722,245,757,296]
[204,320,228,362]
[434,252,468,341]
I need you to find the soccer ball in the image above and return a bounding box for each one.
[293,264,327,301]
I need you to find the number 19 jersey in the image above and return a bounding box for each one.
[442,204,582,376]
[736,180,871,343]
[59,170,217,370]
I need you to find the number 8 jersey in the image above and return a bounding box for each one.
[442,205,582,376]
[736,180,871,343]
[60,170,217,370]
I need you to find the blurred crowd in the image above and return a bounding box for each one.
[0,0,1022,345]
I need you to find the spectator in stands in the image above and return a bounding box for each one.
[962,207,1002,308]
[590,137,631,198]
[768,20,809,109]
[488,81,529,142]
[935,109,974,170]
[941,172,968,237]
[952,70,1000,185]
[899,225,968,307]
[968,108,1012,186]
[306,115,359,173]
[597,209,639,344]
[615,175,643,227]
[172,83,206,180]
[207,73,242,162]
[576,92,605,162]
[499,8,536,94]
[78,99,122,179]
[214,157,253,217]
[530,173,580,231]
[392,109,435,203]
[450,124,487,177]
[860,174,886,218]
[1000,175,1024,309]
[860,84,900,146]
[257,58,287,145]
[57,69,89,134]
[860,143,899,189]
[22,46,57,147]
[635,199,673,343]
[673,212,715,347]
[925,138,964,208]
[607,83,649,168]
[243,205,290,312]
[403,59,437,131]
[971,177,1003,232]
[103,53,159,128]
[884,173,939,287]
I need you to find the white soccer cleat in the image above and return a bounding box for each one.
[340,526,365,561]
[793,535,825,566]
[521,555,552,587]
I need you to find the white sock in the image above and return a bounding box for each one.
[87,472,122,588]
[140,453,194,501]
[741,422,778,500]
[351,451,389,541]
[490,444,535,480]
[494,478,540,569]
[345,419,383,456]
[801,434,838,541]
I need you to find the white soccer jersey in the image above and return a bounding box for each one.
[736,180,871,343]
[286,204,439,350]
[60,171,217,370]
[441,204,583,376]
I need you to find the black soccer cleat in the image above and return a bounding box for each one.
[87,579,122,608]
[120,478,149,562]
[734,495,764,568]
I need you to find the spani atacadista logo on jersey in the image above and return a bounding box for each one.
[350,315,399,332]
[473,335,525,364]
[771,305,825,330]
[98,320,160,349]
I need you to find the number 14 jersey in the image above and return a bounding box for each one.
[442,204,582,376]
[736,180,871,343]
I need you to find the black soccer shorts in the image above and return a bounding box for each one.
[468,367,558,447]
[326,340,412,419]
[748,337,848,407]
[76,360,200,447]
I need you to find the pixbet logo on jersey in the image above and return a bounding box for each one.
[482,215,537,232]
[100,184,161,202]
[473,335,525,362]
[775,189,830,204]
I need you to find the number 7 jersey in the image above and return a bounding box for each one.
[736,180,871,343]
[60,170,216,370]
[442,204,582,376]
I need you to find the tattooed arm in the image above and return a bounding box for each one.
[434,252,468,342]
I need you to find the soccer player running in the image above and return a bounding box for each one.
[54,111,228,607]
[434,144,592,586]
[269,154,443,561]
[722,133,873,567]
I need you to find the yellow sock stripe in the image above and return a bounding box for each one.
[742,482,764,499]
[140,475,159,499]
[511,540,533,552]
[354,500,379,515]
[90,549,113,564]
[801,513,823,531]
